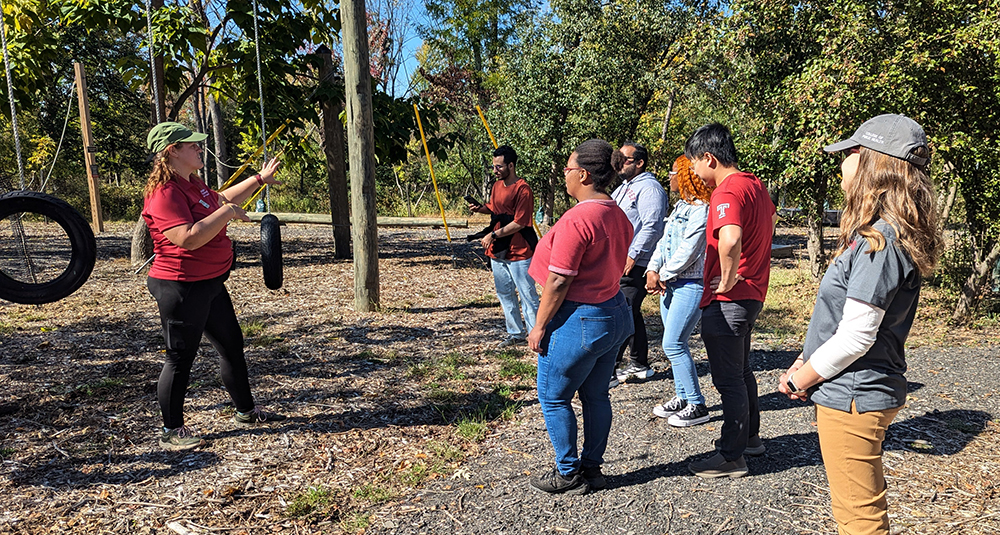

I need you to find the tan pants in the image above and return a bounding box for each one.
[816,402,901,535]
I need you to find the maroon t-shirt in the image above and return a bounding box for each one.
[701,171,775,307]
[143,174,232,281]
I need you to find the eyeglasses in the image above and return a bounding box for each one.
[668,171,678,176]
[563,166,586,174]
[491,164,509,170]
[623,157,637,163]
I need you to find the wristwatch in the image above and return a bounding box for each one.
[491,231,498,240]
[787,374,807,395]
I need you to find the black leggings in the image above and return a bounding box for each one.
[147,274,254,428]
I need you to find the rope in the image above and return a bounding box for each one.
[145,0,162,123]
[39,79,76,193]
[250,0,269,211]
[0,0,26,189]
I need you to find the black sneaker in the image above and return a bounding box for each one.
[688,453,748,479]
[529,467,590,495]
[714,435,766,456]
[159,426,206,451]
[652,395,687,418]
[616,363,653,382]
[580,465,606,490]
[667,403,710,427]
[233,406,287,426]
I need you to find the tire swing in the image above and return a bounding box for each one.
[0,13,96,305]
[0,191,97,304]
[249,0,282,290]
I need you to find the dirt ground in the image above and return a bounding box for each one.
[0,221,998,534]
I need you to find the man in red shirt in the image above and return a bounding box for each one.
[685,123,776,478]
[468,146,540,347]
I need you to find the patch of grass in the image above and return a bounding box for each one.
[421,292,437,298]
[426,440,465,462]
[459,293,499,307]
[398,461,433,486]
[76,378,126,397]
[427,384,459,403]
[360,349,401,364]
[286,486,335,518]
[408,352,474,381]
[12,311,47,322]
[455,416,489,442]
[0,447,14,459]
[0,321,12,335]
[497,350,536,380]
[406,361,430,379]
[240,319,266,337]
[351,484,393,503]
[251,334,284,347]
[339,512,371,531]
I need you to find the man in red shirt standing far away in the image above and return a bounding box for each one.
[684,123,776,478]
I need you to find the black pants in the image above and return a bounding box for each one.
[147,274,254,428]
[616,264,649,367]
[701,299,763,461]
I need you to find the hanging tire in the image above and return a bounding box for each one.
[0,191,97,304]
[260,214,282,290]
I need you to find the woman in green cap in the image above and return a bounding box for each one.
[142,121,284,451]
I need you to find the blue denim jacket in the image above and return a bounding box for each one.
[646,200,708,281]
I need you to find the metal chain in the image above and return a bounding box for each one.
[145,0,162,124]
[0,0,26,189]
[251,0,270,211]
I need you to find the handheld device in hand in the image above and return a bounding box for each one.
[464,195,481,207]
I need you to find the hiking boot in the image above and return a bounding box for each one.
[667,403,710,427]
[580,465,606,490]
[159,426,206,451]
[652,396,687,418]
[688,453,748,479]
[715,435,766,456]
[234,406,287,426]
[617,363,653,382]
[529,467,590,495]
[497,335,526,349]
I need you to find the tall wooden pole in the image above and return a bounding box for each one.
[342,0,379,311]
[316,45,351,259]
[74,62,104,233]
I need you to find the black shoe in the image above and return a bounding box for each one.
[714,435,766,456]
[580,465,606,490]
[529,467,590,495]
[233,406,287,426]
[689,453,748,479]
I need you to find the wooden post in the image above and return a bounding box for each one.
[74,62,104,233]
[342,0,379,311]
[316,45,351,259]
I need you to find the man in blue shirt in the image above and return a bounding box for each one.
[611,142,667,384]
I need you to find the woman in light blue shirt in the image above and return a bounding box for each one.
[646,155,712,427]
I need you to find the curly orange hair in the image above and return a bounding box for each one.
[674,155,711,203]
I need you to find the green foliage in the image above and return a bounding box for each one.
[496,350,535,380]
[285,486,336,518]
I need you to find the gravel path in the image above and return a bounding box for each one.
[368,342,1000,535]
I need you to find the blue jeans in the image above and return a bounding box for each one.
[537,292,632,475]
[491,257,539,337]
[660,279,706,406]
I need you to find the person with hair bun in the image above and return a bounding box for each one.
[142,122,285,451]
[526,139,634,494]
[647,155,712,427]
[778,114,944,534]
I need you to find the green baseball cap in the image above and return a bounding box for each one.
[147,122,208,154]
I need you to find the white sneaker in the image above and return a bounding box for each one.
[652,396,687,418]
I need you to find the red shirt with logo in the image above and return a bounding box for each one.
[143,174,232,281]
[485,177,534,261]
[701,171,775,307]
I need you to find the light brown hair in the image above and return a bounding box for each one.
[836,146,943,276]
[144,144,195,198]
[674,155,711,203]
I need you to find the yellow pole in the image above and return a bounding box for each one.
[475,105,498,149]
[476,105,543,236]
[222,119,291,190]
[414,104,451,242]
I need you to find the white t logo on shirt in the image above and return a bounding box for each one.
[716,203,730,219]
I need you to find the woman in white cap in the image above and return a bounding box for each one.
[143,121,285,451]
[778,114,944,534]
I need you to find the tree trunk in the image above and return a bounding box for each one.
[952,240,1000,322]
[342,0,379,311]
[207,84,228,189]
[805,168,829,279]
[130,216,154,268]
[150,0,166,124]
[316,46,351,259]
